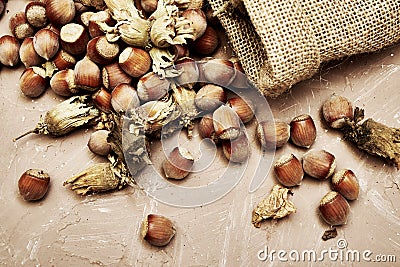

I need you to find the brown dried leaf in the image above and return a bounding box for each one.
[252,184,296,228]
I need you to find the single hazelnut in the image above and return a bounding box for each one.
[226,97,255,123]
[87,129,111,156]
[213,105,242,140]
[141,214,176,247]
[331,169,360,200]
[222,134,249,163]
[319,191,350,226]
[195,84,226,112]
[18,169,50,201]
[322,95,354,129]
[274,154,304,187]
[302,149,336,180]
[162,147,194,179]
[256,120,290,150]
[290,114,317,148]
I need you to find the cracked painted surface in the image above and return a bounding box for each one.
[0,1,399,266]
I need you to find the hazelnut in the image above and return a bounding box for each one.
[331,169,360,200]
[274,154,304,187]
[302,149,336,180]
[256,120,290,150]
[319,191,350,226]
[141,214,176,247]
[18,169,50,201]
[290,114,316,148]
[162,147,194,179]
[322,95,354,129]
[213,105,241,140]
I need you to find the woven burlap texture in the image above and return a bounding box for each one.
[209,0,400,97]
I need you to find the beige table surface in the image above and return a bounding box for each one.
[1,1,399,266]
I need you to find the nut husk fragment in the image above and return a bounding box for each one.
[252,184,296,228]
[342,107,400,169]
[13,95,100,141]
[63,163,120,195]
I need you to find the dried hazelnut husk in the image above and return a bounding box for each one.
[87,129,111,156]
[137,72,170,102]
[226,97,255,123]
[0,35,20,67]
[274,154,304,187]
[222,133,249,163]
[51,49,76,71]
[331,169,360,200]
[322,95,354,129]
[141,214,176,247]
[201,58,235,86]
[119,47,152,78]
[198,113,218,142]
[33,28,60,61]
[19,37,43,68]
[74,57,101,91]
[302,149,336,180]
[9,11,35,40]
[111,83,140,113]
[25,1,48,28]
[60,23,90,56]
[213,105,241,140]
[49,69,77,96]
[19,67,47,98]
[189,26,219,55]
[181,9,207,40]
[319,191,350,226]
[290,114,317,148]
[45,0,76,27]
[256,120,290,150]
[87,36,120,65]
[88,10,113,38]
[195,84,226,111]
[18,169,50,201]
[175,57,199,88]
[162,147,194,179]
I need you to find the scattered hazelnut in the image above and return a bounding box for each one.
[141,214,176,247]
[256,120,290,150]
[162,147,194,179]
[302,149,336,180]
[331,169,360,200]
[274,154,304,187]
[18,169,50,201]
[290,114,317,148]
[319,191,350,226]
[322,95,354,129]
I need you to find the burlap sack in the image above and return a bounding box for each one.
[208,0,400,97]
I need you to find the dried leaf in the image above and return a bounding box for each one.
[252,184,296,228]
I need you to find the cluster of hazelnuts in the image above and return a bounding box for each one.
[257,95,360,227]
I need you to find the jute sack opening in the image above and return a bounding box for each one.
[208,0,400,97]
